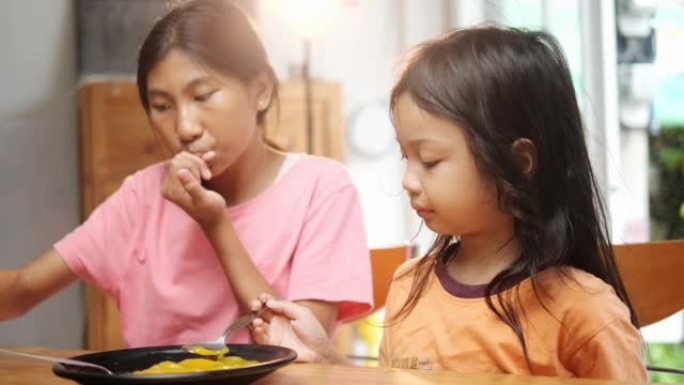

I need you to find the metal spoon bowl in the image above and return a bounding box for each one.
[181,308,267,354]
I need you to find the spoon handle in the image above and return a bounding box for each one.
[0,347,113,375]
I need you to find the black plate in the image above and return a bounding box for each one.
[52,344,297,385]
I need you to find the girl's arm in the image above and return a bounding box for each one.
[202,216,339,334]
[0,248,78,320]
[166,158,339,334]
[564,316,647,381]
[560,287,647,382]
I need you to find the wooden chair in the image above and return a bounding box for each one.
[339,244,414,324]
[613,239,684,376]
[613,239,684,328]
[368,245,415,313]
[335,244,414,359]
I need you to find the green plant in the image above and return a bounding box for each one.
[648,342,684,383]
[649,126,684,240]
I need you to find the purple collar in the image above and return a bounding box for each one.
[435,254,489,299]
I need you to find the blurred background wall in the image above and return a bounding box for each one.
[0,0,81,347]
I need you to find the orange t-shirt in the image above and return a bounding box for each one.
[379,258,647,382]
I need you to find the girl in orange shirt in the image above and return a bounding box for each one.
[250,26,647,381]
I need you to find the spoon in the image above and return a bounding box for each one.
[0,347,113,375]
[182,308,267,354]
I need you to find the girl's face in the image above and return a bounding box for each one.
[145,49,271,177]
[394,93,508,236]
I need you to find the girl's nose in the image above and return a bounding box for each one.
[401,167,421,197]
[176,108,202,143]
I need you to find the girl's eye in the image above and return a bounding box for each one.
[195,90,217,102]
[151,103,171,112]
[422,160,440,169]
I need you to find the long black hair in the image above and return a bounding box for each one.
[389,26,638,362]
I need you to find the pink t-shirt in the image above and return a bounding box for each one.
[55,155,372,347]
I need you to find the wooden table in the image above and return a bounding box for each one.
[0,346,649,385]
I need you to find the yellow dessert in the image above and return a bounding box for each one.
[133,347,258,375]
[187,345,230,357]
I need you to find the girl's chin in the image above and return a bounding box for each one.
[423,220,458,236]
[422,218,440,232]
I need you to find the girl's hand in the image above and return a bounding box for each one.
[162,151,224,225]
[250,293,335,363]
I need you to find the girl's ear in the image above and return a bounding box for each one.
[511,138,537,179]
[252,72,274,112]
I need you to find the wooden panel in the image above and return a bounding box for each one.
[79,79,345,350]
[266,80,345,160]
[79,82,166,216]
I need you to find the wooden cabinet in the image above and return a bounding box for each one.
[265,81,345,159]
[78,79,345,350]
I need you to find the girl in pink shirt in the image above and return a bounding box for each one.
[0,0,372,347]
[249,27,647,381]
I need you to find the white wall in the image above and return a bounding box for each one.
[0,0,83,348]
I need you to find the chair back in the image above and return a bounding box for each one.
[369,245,414,313]
[335,245,413,359]
[613,240,684,327]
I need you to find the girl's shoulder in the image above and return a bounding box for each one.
[290,154,353,179]
[227,154,358,213]
[279,154,357,192]
[390,256,433,290]
[533,266,632,326]
[125,161,169,186]
[537,266,617,298]
[533,267,640,369]
[393,256,424,277]
[384,256,429,310]
[108,161,168,201]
